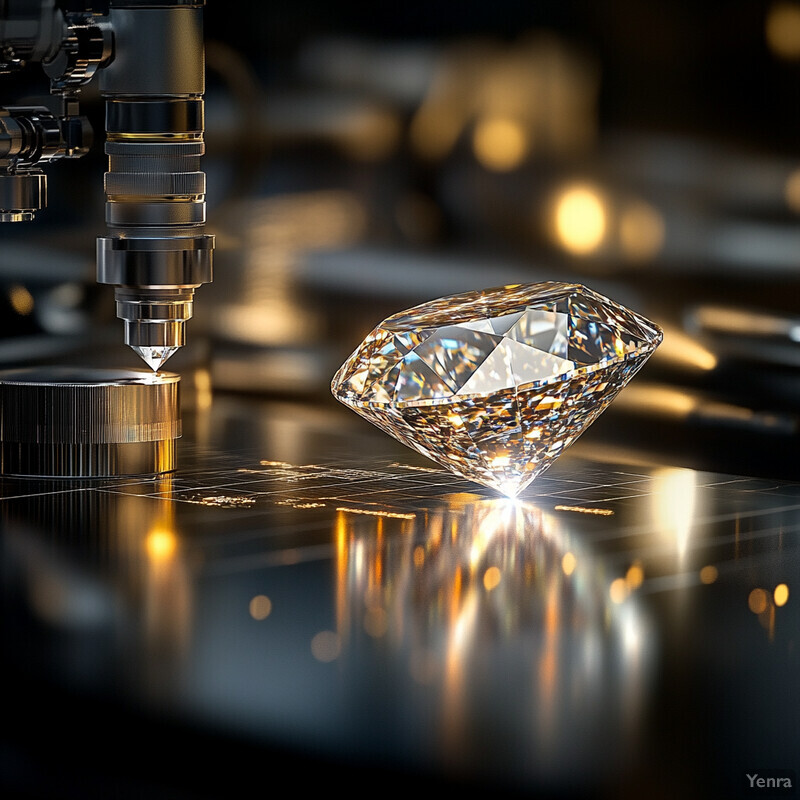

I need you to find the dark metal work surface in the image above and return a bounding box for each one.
[2,396,798,798]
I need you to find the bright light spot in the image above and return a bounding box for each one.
[552,184,607,255]
[699,565,719,584]
[766,2,800,59]
[483,566,502,591]
[448,413,464,428]
[748,587,769,615]
[9,284,34,315]
[561,551,577,576]
[146,529,176,562]
[249,594,272,620]
[774,583,790,607]
[626,562,644,590]
[364,606,388,637]
[491,455,511,468]
[609,577,628,604]
[311,630,341,662]
[619,200,665,261]
[620,607,643,657]
[472,116,530,171]
[653,468,696,561]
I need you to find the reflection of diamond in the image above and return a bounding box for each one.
[332,283,662,497]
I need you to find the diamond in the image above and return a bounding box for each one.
[331,283,662,497]
[131,345,180,373]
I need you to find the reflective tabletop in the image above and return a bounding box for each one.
[2,394,798,799]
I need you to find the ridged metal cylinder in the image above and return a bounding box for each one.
[0,367,180,477]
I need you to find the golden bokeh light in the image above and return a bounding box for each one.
[472,116,530,171]
[609,577,628,604]
[9,284,34,316]
[483,566,502,591]
[619,200,665,262]
[774,583,790,607]
[699,565,719,585]
[626,562,644,590]
[748,588,769,615]
[552,184,607,255]
[194,367,213,411]
[249,594,272,620]
[311,630,342,662]
[766,2,800,59]
[561,551,576,576]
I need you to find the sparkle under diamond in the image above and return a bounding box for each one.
[331,283,662,497]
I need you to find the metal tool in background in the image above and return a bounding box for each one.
[0,0,214,372]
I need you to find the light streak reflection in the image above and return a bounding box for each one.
[332,496,654,782]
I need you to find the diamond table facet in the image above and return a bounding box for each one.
[331,283,662,497]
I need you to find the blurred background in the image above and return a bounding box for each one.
[3,0,800,475]
[2,3,800,798]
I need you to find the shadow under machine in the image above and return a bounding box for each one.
[0,0,212,477]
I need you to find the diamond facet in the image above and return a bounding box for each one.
[332,283,662,497]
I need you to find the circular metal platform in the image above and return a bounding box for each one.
[0,367,180,477]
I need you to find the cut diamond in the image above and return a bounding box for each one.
[332,283,662,497]
[131,345,180,373]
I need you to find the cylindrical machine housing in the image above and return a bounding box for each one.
[97,0,213,372]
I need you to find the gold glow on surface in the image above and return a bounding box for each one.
[699,565,719,585]
[146,529,177,562]
[552,185,607,255]
[766,2,800,59]
[619,201,665,261]
[472,116,530,171]
[335,507,416,520]
[774,583,790,607]
[249,595,272,620]
[554,504,614,516]
[561,551,576,576]
[9,284,34,315]
[653,468,696,561]
[748,588,769,615]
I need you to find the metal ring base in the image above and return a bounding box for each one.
[0,439,176,478]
